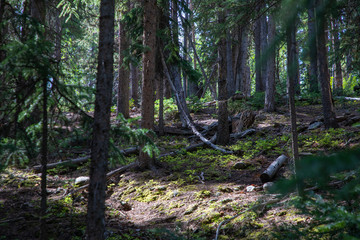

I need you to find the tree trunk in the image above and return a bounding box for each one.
[264,14,276,112]
[86,0,115,239]
[332,18,343,95]
[240,26,251,97]
[226,31,235,97]
[287,21,302,195]
[138,0,157,169]
[255,10,263,92]
[316,0,339,129]
[117,1,130,118]
[260,12,267,92]
[130,63,139,106]
[30,0,47,239]
[170,0,189,128]
[308,0,319,93]
[217,11,229,145]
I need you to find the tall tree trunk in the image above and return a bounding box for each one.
[264,14,276,112]
[188,0,199,97]
[0,0,6,84]
[332,18,343,95]
[255,10,263,92]
[86,0,115,239]
[170,0,189,127]
[287,20,302,196]
[240,26,251,97]
[226,31,235,97]
[260,12,267,92]
[308,0,319,93]
[30,1,47,239]
[316,0,338,129]
[117,1,130,118]
[217,10,229,145]
[138,0,157,169]
[130,63,139,106]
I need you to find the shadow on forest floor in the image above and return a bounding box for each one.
[1,100,360,239]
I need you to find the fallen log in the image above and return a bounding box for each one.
[230,128,255,139]
[260,154,288,183]
[159,134,218,159]
[33,147,139,172]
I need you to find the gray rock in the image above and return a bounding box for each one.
[75,176,90,186]
[263,182,275,192]
[233,161,250,169]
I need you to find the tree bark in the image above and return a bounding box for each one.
[226,31,235,97]
[308,0,319,93]
[86,0,115,239]
[138,0,157,169]
[332,18,343,95]
[287,21,302,195]
[130,63,139,106]
[217,10,229,145]
[260,12,267,92]
[264,14,276,112]
[117,1,130,118]
[30,0,47,239]
[240,26,251,97]
[316,0,339,129]
[255,10,263,92]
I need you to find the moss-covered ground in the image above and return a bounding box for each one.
[1,100,360,239]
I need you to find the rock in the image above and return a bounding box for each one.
[233,161,251,170]
[308,121,323,130]
[172,190,179,197]
[75,176,90,186]
[263,182,275,192]
[156,186,167,191]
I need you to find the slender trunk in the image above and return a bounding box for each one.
[217,10,229,145]
[30,0,47,238]
[308,0,319,93]
[130,63,139,106]
[240,26,251,97]
[255,12,262,92]
[316,0,338,129]
[264,14,276,112]
[332,18,343,94]
[117,2,130,118]
[139,0,157,169]
[260,12,267,92]
[86,0,115,239]
[226,31,235,97]
[287,22,302,196]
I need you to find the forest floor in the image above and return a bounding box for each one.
[1,97,360,240]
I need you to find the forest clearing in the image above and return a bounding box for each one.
[1,0,360,239]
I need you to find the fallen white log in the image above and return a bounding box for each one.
[260,154,288,183]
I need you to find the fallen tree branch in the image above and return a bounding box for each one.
[160,50,233,155]
[159,134,217,159]
[33,147,139,172]
[61,162,138,198]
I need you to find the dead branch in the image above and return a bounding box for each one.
[33,147,139,172]
[160,50,233,155]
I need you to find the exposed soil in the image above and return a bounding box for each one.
[1,99,360,240]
